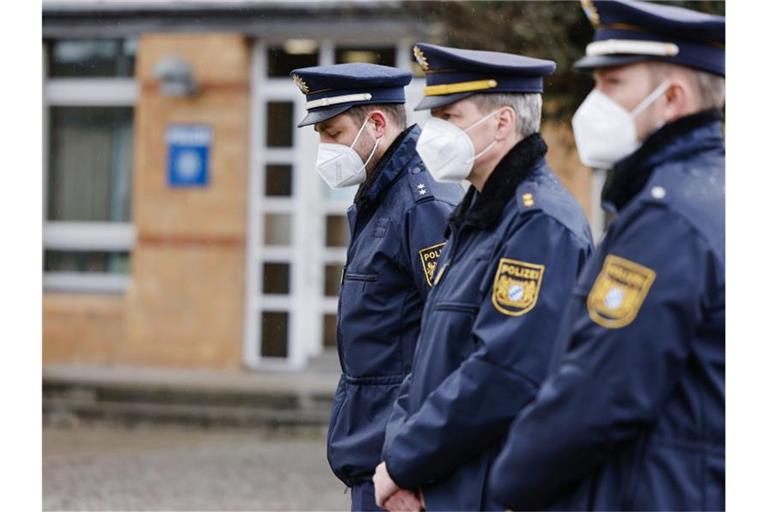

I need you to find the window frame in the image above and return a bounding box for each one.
[43,40,138,294]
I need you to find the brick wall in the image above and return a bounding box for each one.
[44,33,251,369]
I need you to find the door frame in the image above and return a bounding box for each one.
[243,36,421,370]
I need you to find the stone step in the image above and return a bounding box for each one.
[43,364,338,430]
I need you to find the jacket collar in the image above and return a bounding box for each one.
[603,109,725,213]
[354,124,420,211]
[449,133,548,230]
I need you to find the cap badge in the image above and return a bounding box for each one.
[581,0,601,26]
[292,74,310,94]
[413,46,430,71]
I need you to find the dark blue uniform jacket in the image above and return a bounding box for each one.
[382,134,594,510]
[327,124,464,487]
[489,110,725,511]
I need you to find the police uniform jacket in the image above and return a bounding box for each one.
[382,133,594,510]
[327,124,464,487]
[488,110,725,511]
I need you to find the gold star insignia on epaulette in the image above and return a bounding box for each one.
[581,0,601,26]
[292,74,309,94]
[522,192,535,207]
[413,46,429,71]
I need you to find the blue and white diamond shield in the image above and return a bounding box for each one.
[167,124,212,187]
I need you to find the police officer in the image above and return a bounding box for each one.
[488,1,725,510]
[290,63,464,511]
[372,44,593,511]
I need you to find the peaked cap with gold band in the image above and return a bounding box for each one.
[412,42,556,111]
[289,63,412,127]
[575,0,724,76]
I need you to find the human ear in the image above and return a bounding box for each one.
[368,111,387,138]
[496,106,517,140]
[662,80,689,121]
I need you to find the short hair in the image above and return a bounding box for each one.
[346,103,407,130]
[647,61,725,111]
[468,93,543,138]
[695,71,726,110]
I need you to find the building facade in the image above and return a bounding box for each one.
[42,0,598,372]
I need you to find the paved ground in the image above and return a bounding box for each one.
[43,424,349,511]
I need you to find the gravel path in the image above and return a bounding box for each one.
[43,424,349,511]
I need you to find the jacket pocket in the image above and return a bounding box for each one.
[337,272,380,373]
[344,272,378,282]
[418,302,481,367]
[433,302,479,315]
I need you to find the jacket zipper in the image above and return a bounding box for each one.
[433,225,473,291]
[336,263,348,375]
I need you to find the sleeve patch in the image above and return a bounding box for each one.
[587,254,656,329]
[418,242,446,287]
[492,258,545,316]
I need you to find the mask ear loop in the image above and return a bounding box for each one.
[462,109,502,164]
[466,138,498,164]
[358,116,382,168]
[360,135,380,170]
[630,79,671,118]
[349,116,371,149]
[463,109,502,134]
[337,116,381,187]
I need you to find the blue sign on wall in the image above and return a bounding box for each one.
[166,124,212,187]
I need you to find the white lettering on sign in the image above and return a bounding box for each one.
[166,124,212,146]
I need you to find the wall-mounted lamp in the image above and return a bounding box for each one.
[153,55,197,97]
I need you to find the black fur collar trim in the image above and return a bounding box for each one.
[603,109,724,212]
[449,133,548,229]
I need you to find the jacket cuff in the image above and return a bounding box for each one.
[383,449,422,490]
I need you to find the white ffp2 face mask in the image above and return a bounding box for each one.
[416,110,500,182]
[572,80,670,169]
[315,118,380,189]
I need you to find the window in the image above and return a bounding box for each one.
[324,264,344,297]
[335,46,396,66]
[261,311,289,358]
[267,40,318,78]
[265,164,293,197]
[323,314,337,348]
[48,39,137,78]
[264,214,292,246]
[263,262,291,295]
[325,215,349,248]
[44,250,130,274]
[47,107,133,222]
[266,102,294,147]
[43,39,138,293]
